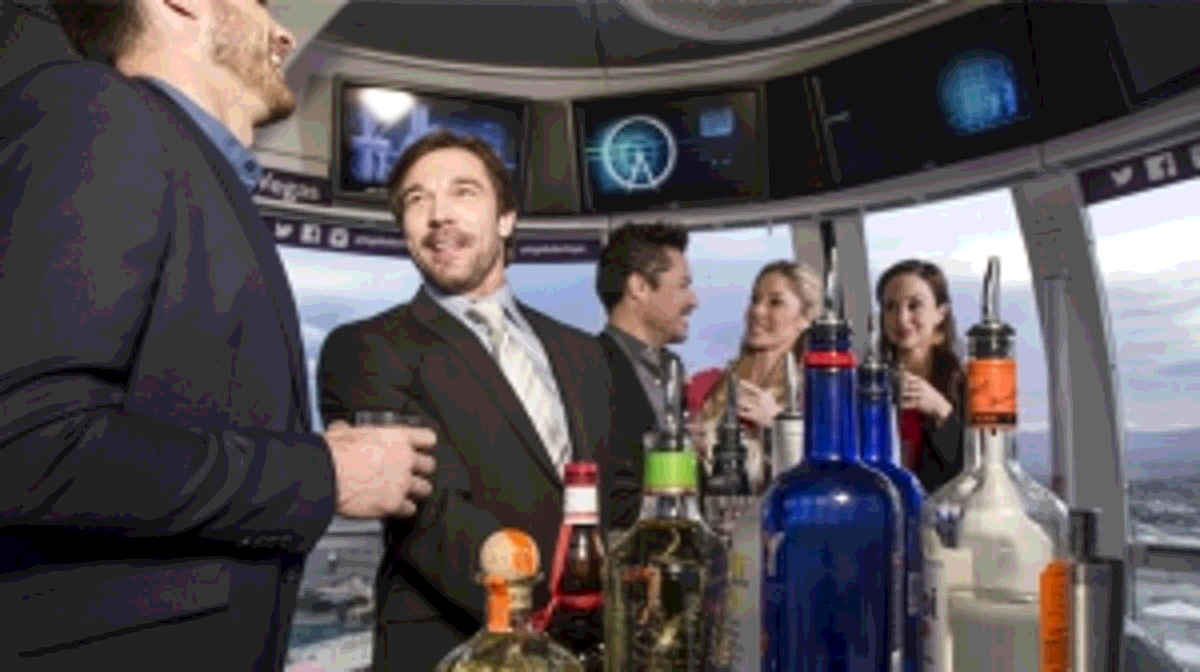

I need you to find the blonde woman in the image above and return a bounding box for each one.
[687,260,821,492]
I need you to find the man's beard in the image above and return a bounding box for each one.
[210,1,295,125]
[415,232,505,296]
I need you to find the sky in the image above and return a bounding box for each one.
[279,180,1200,435]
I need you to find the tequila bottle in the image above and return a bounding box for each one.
[539,461,606,672]
[925,256,1069,672]
[858,314,924,672]
[762,221,904,672]
[605,358,730,672]
[435,528,583,672]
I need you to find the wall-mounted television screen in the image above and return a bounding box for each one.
[333,79,527,204]
[1106,2,1200,106]
[804,4,1041,187]
[575,89,764,213]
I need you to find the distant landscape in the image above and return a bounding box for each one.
[1017,428,1200,483]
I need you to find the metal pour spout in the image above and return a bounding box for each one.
[982,255,1001,323]
[819,220,844,323]
[784,351,799,415]
[722,360,739,433]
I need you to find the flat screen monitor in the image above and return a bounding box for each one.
[333,79,526,204]
[1107,2,1200,106]
[575,89,764,213]
[806,4,1041,187]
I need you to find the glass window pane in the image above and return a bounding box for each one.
[864,188,1052,484]
[280,246,420,667]
[1088,179,1200,666]
[679,225,798,377]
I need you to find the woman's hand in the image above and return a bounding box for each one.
[897,370,953,424]
[736,379,782,430]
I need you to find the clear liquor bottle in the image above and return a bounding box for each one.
[762,221,904,672]
[858,314,925,672]
[728,351,803,671]
[538,461,606,672]
[435,528,583,672]
[605,359,730,672]
[923,256,1070,672]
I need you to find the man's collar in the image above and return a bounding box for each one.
[604,324,666,369]
[142,77,262,192]
[424,282,519,319]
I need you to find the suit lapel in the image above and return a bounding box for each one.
[410,291,561,485]
[141,83,311,430]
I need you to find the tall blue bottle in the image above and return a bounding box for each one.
[762,222,904,672]
[858,317,924,672]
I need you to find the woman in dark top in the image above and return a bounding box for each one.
[876,259,966,494]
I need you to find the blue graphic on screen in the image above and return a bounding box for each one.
[700,106,735,138]
[340,86,521,195]
[580,93,759,211]
[938,50,1024,136]
[595,115,678,193]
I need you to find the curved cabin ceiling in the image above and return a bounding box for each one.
[316,0,966,82]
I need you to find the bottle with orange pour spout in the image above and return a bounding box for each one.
[434,527,584,672]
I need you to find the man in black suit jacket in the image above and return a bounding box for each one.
[318,131,612,671]
[0,2,435,669]
[594,223,697,530]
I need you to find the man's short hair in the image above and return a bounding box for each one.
[385,130,517,220]
[595,222,689,311]
[53,1,144,63]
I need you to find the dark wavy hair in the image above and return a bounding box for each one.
[52,1,144,63]
[595,222,689,312]
[875,259,965,411]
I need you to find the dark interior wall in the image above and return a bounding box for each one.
[523,101,581,215]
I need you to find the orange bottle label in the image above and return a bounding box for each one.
[1039,560,1070,672]
[967,359,1017,425]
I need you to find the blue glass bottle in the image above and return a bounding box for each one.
[858,320,924,672]
[762,225,904,672]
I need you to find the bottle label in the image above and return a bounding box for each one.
[967,359,1017,426]
[1039,560,1070,672]
[923,543,973,672]
[729,500,762,669]
[923,555,948,672]
[564,485,598,521]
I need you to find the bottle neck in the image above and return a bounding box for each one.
[485,581,537,634]
[805,363,858,461]
[639,489,704,522]
[974,423,1017,461]
[858,394,897,465]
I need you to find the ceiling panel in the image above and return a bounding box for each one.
[320,0,939,70]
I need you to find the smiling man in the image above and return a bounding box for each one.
[317,130,613,671]
[0,1,439,670]
[593,222,697,529]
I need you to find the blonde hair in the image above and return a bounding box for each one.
[699,260,820,431]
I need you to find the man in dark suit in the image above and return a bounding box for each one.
[594,223,697,530]
[318,130,612,671]
[0,2,436,669]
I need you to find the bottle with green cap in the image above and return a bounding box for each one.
[604,358,731,672]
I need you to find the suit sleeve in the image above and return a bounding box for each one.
[0,64,334,554]
[318,322,501,622]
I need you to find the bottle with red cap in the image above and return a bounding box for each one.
[536,460,606,671]
[761,221,905,671]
